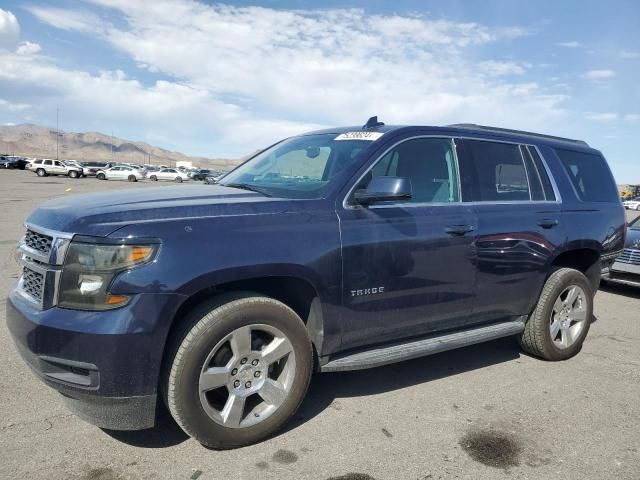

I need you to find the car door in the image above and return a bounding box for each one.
[337,136,478,350]
[456,139,564,323]
[53,161,66,175]
[108,167,122,179]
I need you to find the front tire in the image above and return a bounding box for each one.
[165,294,313,449]
[69,170,79,178]
[128,175,137,182]
[175,176,183,183]
[519,268,593,361]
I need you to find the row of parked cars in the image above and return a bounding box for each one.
[3,157,225,183]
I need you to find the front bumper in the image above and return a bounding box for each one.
[602,261,640,287]
[6,289,184,430]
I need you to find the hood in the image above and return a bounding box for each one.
[26,185,287,237]
[626,227,640,249]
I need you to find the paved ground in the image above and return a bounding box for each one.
[0,169,639,480]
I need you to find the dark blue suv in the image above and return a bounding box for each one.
[6,119,626,448]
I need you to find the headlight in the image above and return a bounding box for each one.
[58,242,157,310]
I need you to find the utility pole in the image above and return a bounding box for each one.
[56,108,59,160]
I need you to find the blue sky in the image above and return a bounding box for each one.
[0,0,638,182]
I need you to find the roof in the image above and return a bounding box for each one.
[303,120,592,150]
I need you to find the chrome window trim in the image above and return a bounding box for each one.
[341,134,562,210]
[526,145,562,203]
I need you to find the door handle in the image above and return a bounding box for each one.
[445,225,475,236]
[538,218,559,229]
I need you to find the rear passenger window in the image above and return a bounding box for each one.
[459,140,530,202]
[555,148,619,202]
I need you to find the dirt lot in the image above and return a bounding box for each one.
[0,169,639,480]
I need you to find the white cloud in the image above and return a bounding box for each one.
[585,112,618,122]
[478,60,527,76]
[585,69,615,80]
[558,41,581,48]
[0,98,31,112]
[9,1,570,157]
[26,6,105,34]
[625,114,640,121]
[0,8,20,49]
[16,41,41,56]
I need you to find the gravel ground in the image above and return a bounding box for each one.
[0,169,639,480]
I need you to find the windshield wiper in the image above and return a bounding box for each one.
[223,183,273,197]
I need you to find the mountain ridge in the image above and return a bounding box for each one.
[0,124,244,170]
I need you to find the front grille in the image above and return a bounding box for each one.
[24,229,53,256]
[616,248,640,266]
[22,266,44,301]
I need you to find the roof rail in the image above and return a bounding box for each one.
[447,123,589,147]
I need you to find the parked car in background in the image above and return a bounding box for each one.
[96,165,146,182]
[190,169,212,181]
[603,215,640,287]
[82,161,115,176]
[30,159,84,178]
[148,168,190,182]
[62,161,86,175]
[203,172,225,184]
[1,156,29,169]
[623,197,640,210]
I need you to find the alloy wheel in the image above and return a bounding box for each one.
[198,324,296,429]
[549,285,588,349]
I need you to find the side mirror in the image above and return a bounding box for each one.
[353,176,412,205]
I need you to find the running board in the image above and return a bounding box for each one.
[320,319,525,372]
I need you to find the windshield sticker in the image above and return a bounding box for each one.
[335,131,384,141]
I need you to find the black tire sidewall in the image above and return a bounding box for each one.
[37,169,45,177]
[169,297,312,448]
[540,270,593,360]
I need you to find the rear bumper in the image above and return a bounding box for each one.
[6,289,185,430]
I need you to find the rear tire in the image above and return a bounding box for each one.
[150,175,158,181]
[36,168,46,177]
[519,268,593,361]
[165,294,313,449]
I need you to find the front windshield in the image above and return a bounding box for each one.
[219,133,371,199]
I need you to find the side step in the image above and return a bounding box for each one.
[320,319,525,372]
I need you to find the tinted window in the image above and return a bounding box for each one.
[44,160,52,166]
[459,140,530,202]
[366,138,460,203]
[555,148,618,202]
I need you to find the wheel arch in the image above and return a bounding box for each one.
[164,273,326,372]
[548,247,601,292]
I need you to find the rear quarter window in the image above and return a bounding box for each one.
[555,148,618,202]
